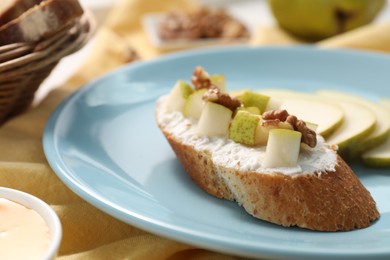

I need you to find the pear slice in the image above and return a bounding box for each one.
[317,90,390,156]
[259,88,308,99]
[258,89,344,137]
[264,129,302,168]
[305,121,318,132]
[321,99,376,157]
[229,111,261,145]
[165,80,194,112]
[229,89,251,97]
[197,102,232,136]
[236,90,270,114]
[281,99,344,138]
[380,98,390,110]
[362,135,390,167]
[210,74,226,92]
[183,89,207,120]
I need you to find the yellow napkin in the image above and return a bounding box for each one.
[1,0,390,259]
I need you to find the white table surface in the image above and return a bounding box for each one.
[36,0,390,102]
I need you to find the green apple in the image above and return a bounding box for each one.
[264,129,302,168]
[321,98,376,157]
[197,102,233,136]
[183,88,207,120]
[362,135,390,167]
[229,111,261,145]
[259,89,344,138]
[236,90,270,114]
[255,121,293,146]
[210,74,226,92]
[268,0,386,40]
[165,80,193,112]
[317,90,390,156]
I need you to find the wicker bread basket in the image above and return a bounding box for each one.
[0,12,93,124]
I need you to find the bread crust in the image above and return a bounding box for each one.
[0,0,84,45]
[157,115,380,231]
[0,0,44,26]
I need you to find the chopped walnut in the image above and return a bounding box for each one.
[203,87,242,112]
[262,109,317,148]
[261,119,281,127]
[262,110,289,122]
[158,6,249,41]
[191,66,212,90]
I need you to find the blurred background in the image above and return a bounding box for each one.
[37,0,390,100]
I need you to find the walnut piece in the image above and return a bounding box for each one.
[191,66,212,90]
[262,109,289,122]
[263,109,317,148]
[158,6,249,41]
[203,87,242,112]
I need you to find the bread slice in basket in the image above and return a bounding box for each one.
[0,0,84,45]
[155,67,379,231]
[0,0,44,26]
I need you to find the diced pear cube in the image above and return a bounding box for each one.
[229,111,261,145]
[197,102,233,136]
[264,129,302,168]
[165,80,194,112]
[183,89,207,120]
[210,74,226,92]
[255,121,293,146]
[236,106,261,115]
[237,90,270,114]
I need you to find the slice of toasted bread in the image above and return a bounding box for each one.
[0,0,44,26]
[0,0,84,45]
[155,97,379,231]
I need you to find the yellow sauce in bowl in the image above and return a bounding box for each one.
[0,198,51,260]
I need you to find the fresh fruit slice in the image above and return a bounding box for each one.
[229,111,260,145]
[236,90,270,114]
[265,97,282,111]
[362,135,390,167]
[380,98,390,110]
[210,74,226,92]
[322,98,376,157]
[317,90,390,155]
[264,129,302,168]
[281,99,344,137]
[183,89,207,120]
[255,121,293,146]
[259,88,308,99]
[259,89,344,137]
[165,80,193,112]
[229,89,251,97]
[197,102,232,136]
[305,122,318,132]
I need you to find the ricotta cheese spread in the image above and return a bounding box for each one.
[157,96,338,176]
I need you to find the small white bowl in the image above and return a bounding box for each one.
[0,187,62,260]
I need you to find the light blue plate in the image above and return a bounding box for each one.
[43,46,390,259]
